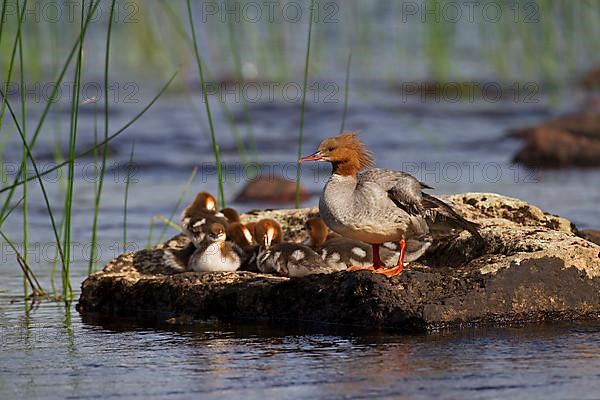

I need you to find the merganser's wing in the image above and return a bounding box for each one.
[359,168,431,215]
[359,168,483,241]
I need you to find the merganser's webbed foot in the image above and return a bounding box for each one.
[373,239,406,277]
[373,263,404,277]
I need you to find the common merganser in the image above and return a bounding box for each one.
[188,223,244,272]
[226,221,260,271]
[253,219,338,277]
[179,192,231,247]
[299,132,482,277]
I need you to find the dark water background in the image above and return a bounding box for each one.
[1,1,600,398]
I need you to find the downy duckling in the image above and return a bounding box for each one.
[188,223,244,272]
[253,218,339,277]
[179,192,236,247]
[305,217,431,269]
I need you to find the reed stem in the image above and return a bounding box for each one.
[89,0,116,275]
[186,0,226,208]
[295,0,316,208]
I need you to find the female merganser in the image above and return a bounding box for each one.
[188,223,244,272]
[253,219,338,277]
[299,132,482,277]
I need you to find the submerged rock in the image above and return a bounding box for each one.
[511,112,600,168]
[77,193,600,332]
[234,176,311,204]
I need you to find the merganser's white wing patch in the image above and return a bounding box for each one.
[351,247,367,258]
[291,250,305,261]
[273,251,282,262]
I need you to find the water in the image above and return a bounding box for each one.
[1,299,600,399]
[1,84,600,398]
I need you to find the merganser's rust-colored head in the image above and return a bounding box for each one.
[299,132,374,176]
[206,223,227,242]
[305,217,329,247]
[220,207,240,222]
[191,192,218,212]
[254,219,284,248]
[227,222,255,248]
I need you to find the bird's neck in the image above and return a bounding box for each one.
[331,159,360,177]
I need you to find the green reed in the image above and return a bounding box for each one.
[0,71,178,196]
[88,0,116,275]
[123,142,135,250]
[339,52,352,134]
[0,0,102,223]
[17,0,28,296]
[295,0,316,208]
[226,0,258,162]
[158,1,250,167]
[156,166,197,244]
[61,0,88,302]
[186,0,225,208]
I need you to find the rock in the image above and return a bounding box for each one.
[513,126,600,168]
[234,176,311,204]
[581,66,600,90]
[77,193,600,332]
[510,112,600,168]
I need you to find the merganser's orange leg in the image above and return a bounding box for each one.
[374,239,405,277]
[347,244,385,272]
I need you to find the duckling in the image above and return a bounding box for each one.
[305,217,431,270]
[179,192,236,247]
[188,223,244,272]
[304,217,374,269]
[226,221,260,271]
[253,219,338,277]
[220,207,240,223]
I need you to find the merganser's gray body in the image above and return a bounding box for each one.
[320,168,481,245]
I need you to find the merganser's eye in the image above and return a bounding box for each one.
[327,147,334,152]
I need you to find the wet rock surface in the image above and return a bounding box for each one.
[77,193,600,332]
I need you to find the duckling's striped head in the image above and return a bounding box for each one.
[254,218,283,249]
[191,191,218,212]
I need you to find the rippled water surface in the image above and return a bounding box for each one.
[1,88,600,398]
[1,299,600,399]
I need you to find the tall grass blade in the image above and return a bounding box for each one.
[156,166,198,244]
[0,89,66,278]
[89,0,116,275]
[17,0,28,297]
[186,0,225,208]
[123,141,135,250]
[0,0,102,223]
[0,71,178,195]
[226,0,258,162]
[62,0,88,302]
[339,51,352,134]
[295,0,316,208]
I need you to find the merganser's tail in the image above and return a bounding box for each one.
[421,193,484,242]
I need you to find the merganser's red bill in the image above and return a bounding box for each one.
[299,151,323,162]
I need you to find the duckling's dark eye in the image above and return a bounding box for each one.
[327,147,334,152]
